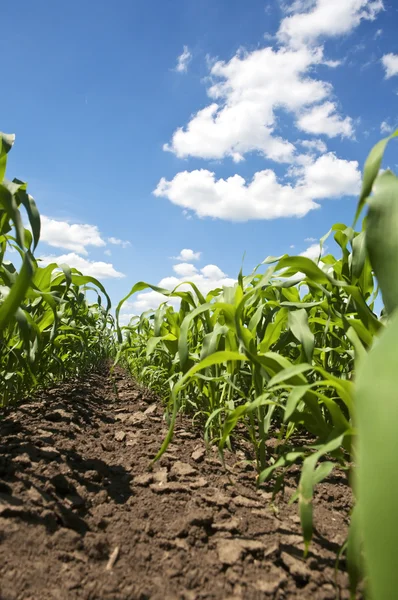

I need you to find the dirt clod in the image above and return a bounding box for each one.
[114,430,127,442]
[170,461,197,478]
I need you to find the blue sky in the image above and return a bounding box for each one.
[3,0,398,318]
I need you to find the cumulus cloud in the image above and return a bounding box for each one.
[382,53,398,78]
[119,261,236,316]
[154,153,361,221]
[297,102,354,138]
[164,44,353,163]
[163,1,383,165]
[40,216,106,256]
[299,139,327,154]
[38,253,125,279]
[278,0,383,48]
[172,263,198,278]
[299,242,323,260]
[175,46,192,73]
[174,249,202,261]
[108,236,131,248]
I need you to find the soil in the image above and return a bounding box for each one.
[0,365,359,600]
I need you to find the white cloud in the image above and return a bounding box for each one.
[40,216,106,256]
[380,120,393,134]
[200,264,227,280]
[303,153,360,197]
[125,263,236,314]
[164,0,378,163]
[38,253,125,279]
[297,102,354,138]
[175,45,192,73]
[108,237,131,248]
[278,0,383,48]
[164,43,353,163]
[300,139,327,153]
[322,59,342,68]
[304,236,317,242]
[173,262,198,277]
[382,53,398,78]
[104,249,112,256]
[174,249,202,262]
[118,313,137,326]
[300,242,323,260]
[154,153,361,221]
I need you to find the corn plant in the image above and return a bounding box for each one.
[0,132,115,405]
[350,131,398,599]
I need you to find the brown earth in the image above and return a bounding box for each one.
[0,365,359,600]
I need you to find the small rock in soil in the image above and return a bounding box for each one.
[150,482,188,494]
[212,517,240,532]
[238,539,265,554]
[114,430,127,442]
[100,440,114,452]
[280,552,311,581]
[189,477,208,490]
[128,412,147,426]
[216,540,244,565]
[12,453,32,467]
[134,473,154,487]
[114,413,129,422]
[170,461,197,478]
[191,447,206,463]
[93,490,109,505]
[27,485,51,506]
[252,566,287,594]
[232,495,261,508]
[187,509,214,527]
[201,490,230,508]
[153,468,168,484]
[39,446,60,460]
[176,431,196,439]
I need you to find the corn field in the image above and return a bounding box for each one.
[0,133,115,405]
[1,129,398,599]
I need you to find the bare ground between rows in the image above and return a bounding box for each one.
[0,366,359,600]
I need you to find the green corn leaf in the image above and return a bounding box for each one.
[346,505,363,600]
[299,434,345,556]
[351,231,366,280]
[284,385,312,422]
[365,171,398,315]
[355,129,398,223]
[355,309,398,600]
[0,132,15,182]
[0,253,34,333]
[288,308,314,363]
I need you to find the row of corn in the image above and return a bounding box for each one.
[116,133,398,599]
[0,133,115,405]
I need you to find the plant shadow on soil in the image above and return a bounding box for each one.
[0,365,361,599]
